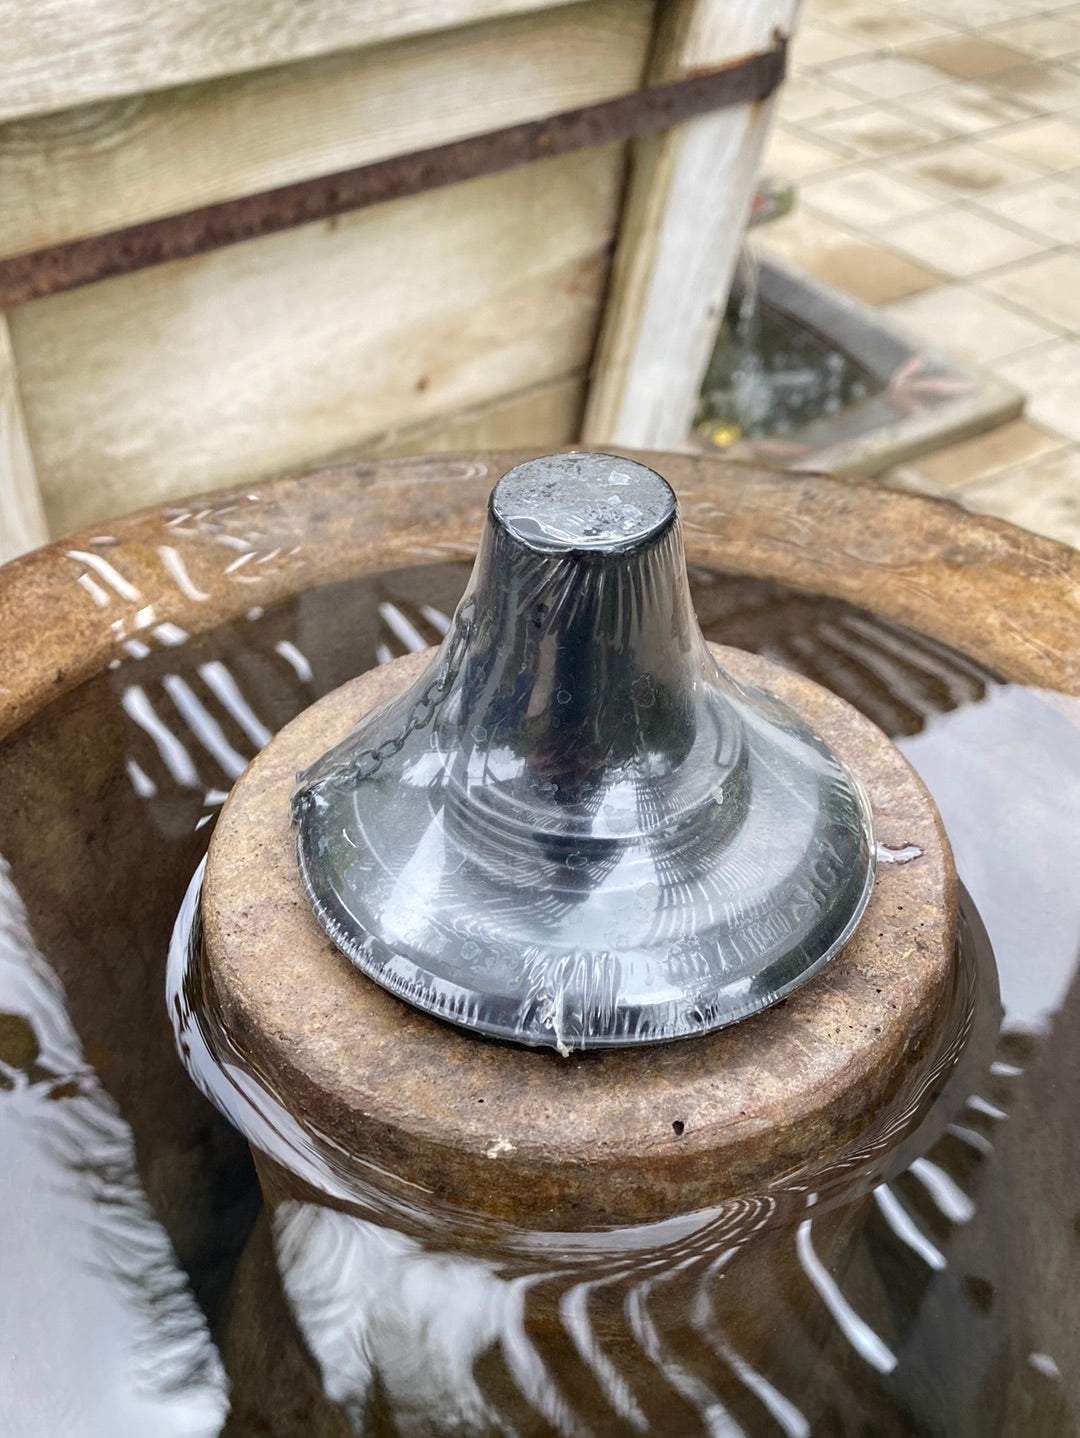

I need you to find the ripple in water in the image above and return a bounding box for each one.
[1,561,1077,1434]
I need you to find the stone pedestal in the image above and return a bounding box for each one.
[203,643,956,1228]
[203,644,958,1434]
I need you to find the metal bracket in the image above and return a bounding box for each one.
[0,35,787,307]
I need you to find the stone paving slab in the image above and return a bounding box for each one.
[756,0,1080,548]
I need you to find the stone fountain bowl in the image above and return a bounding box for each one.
[5,453,1078,735]
[1,451,1078,1437]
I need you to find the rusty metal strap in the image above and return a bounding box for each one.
[0,35,786,308]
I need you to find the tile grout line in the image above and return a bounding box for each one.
[767,0,1080,546]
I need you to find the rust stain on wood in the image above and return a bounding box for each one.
[0,37,786,308]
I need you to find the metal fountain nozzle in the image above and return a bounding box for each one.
[292,453,874,1052]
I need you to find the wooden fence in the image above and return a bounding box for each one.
[0,0,797,559]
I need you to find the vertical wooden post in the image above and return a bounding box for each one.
[0,314,49,563]
[583,0,799,450]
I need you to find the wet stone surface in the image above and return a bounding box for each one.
[201,643,956,1228]
[1,451,1079,1434]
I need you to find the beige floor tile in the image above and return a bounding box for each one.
[927,0,1040,24]
[811,104,949,156]
[777,74,868,124]
[988,15,1080,58]
[806,0,904,22]
[908,419,1067,488]
[982,114,1080,168]
[762,126,856,180]
[804,0,877,17]
[889,139,1043,196]
[978,174,1080,242]
[791,24,873,70]
[878,463,949,498]
[802,0,861,16]
[980,251,1080,329]
[826,55,950,98]
[958,444,1080,546]
[754,210,941,303]
[884,204,1044,276]
[817,8,958,48]
[753,208,854,264]
[905,35,1030,78]
[801,168,939,227]
[885,283,1060,363]
[811,242,944,303]
[899,83,1037,136]
[988,60,1080,111]
[991,338,1080,439]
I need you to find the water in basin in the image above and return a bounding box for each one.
[695,250,878,453]
[1,555,1077,1436]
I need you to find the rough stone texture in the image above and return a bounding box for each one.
[202,643,956,1228]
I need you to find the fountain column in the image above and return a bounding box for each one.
[185,454,961,1435]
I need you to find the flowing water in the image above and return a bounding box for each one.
[696,250,878,451]
[1,558,1078,1437]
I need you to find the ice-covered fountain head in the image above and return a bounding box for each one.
[291,452,875,1052]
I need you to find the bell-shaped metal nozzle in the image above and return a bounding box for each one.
[292,453,874,1051]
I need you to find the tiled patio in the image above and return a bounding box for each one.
[757,0,1080,546]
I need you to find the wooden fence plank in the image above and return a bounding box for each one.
[0,314,49,562]
[352,373,585,459]
[0,0,593,126]
[582,0,798,451]
[0,0,652,261]
[9,146,624,536]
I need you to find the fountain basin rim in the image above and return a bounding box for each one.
[3,450,1079,746]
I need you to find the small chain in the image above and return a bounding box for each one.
[314,596,479,789]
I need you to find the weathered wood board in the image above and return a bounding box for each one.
[342,373,585,459]
[0,0,794,555]
[0,0,595,125]
[0,314,48,563]
[10,146,624,536]
[583,0,799,450]
[0,0,653,260]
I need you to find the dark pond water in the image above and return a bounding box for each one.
[696,288,878,449]
[695,251,879,453]
[1,560,1077,1436]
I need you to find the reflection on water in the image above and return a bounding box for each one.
[0,860,227,1438]
[171,883,986,1438]
[0,556,1078,1435]
[695,252,878,453]
[901,687,1080,1031]
[272,1201,524,1435]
